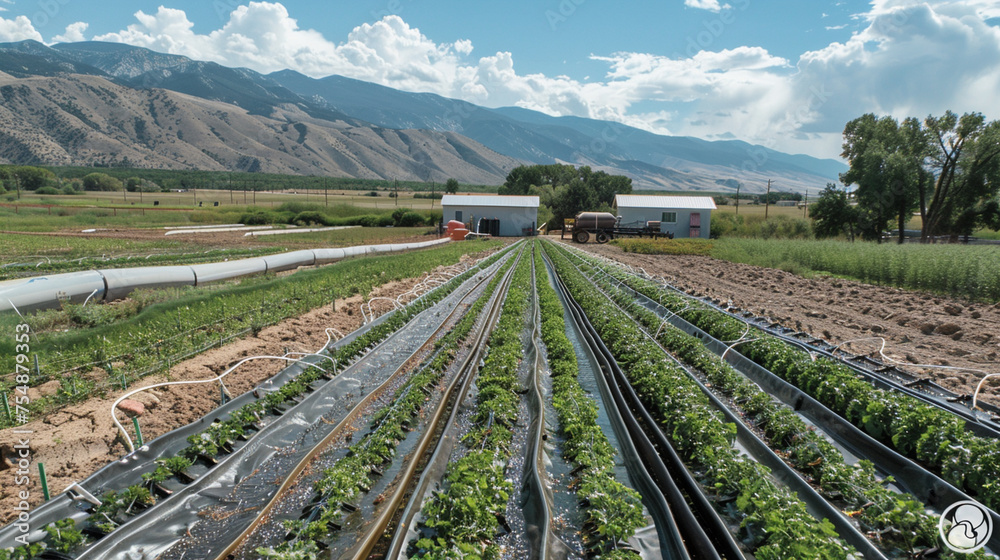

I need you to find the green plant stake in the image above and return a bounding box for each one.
[33,354,40,377]
[132,417,144,447]
[38,463,50,501]
[1,393,12,424]
[220,385,228,405]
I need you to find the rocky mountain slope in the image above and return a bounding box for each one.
[0,40,847,191]
[0,71,518,183]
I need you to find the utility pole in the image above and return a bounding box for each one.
[803,193,808,219]
[431,181,436,208]
[229,173,233,204]
[394,178,398,206]
[764,179,772,220]
[324,178,328,207]
[735,182,740,215]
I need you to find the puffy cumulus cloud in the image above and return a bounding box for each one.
[867,0,1000,20]
[0,15,42,42]
[642,0,1000,157]
[684,0,731,13]
[53,22,89,44]
[795,1,1000,133]
[93,3,478,98]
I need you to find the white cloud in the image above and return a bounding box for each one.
[0,15,42,42]
[684,0,731,13]
[825,24,848,30]
[10,0,997,160]
[53,22,89,43]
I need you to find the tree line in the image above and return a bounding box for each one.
[815,111,1000,242]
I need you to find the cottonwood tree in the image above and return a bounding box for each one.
[840,114,926,243]
[810,184,859,240]
[840,110,1000,242]
[922,111,1000,241]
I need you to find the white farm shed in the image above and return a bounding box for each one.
[614,195,717,239]
[441,195,540,237]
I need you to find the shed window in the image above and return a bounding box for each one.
[661,212,677,223]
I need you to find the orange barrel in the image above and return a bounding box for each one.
[446,220,465,235]
[450,228,469,241]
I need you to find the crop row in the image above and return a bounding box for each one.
[570,244,1000,511]
[0,247,512,559]
[0,241,503,428]
[532,244,644,558]
[411,249,532,559]
[256,248,519,559]
[543,242,856,559]
[565,246,977,558]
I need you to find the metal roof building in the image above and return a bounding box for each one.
[441,195,540,237]
[614,195,717,239]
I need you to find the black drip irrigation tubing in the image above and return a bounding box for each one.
[578,248,1000,437]
[382,244,527,560]
[542,252,685,560]
[520,256,564,560]
[547,251,743,560]
[77,253,507,560]
[563,255,891,559]
[567,249,1000,555]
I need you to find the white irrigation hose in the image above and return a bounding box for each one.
[834,336,998,412]
[82,289,100,307]
[283,352,338,368]
[324,328,346,348]
[112,356,329,453]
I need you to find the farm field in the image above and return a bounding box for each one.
[0,239,505,519]
[1,238,997,560]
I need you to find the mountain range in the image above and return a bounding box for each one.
[0,40,846,192]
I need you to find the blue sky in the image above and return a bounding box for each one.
[0,0,998,161]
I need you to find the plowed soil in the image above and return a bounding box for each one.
[569,240,1000,408]
[0,265,467,524]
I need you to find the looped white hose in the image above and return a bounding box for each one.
[112,356,328,453]
[834,336,997,413]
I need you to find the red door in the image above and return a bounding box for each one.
[689,213,701,238]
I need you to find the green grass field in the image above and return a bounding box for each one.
[0,188,446,231]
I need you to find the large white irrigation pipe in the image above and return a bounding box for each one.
[164,226,275,236]
[112,356,329,454]
[0,238,451,313]
[163,224,245,230]
[245,226,361,237]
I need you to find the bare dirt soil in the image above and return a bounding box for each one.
[569,240,1000,408]
[0,266,466,524]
